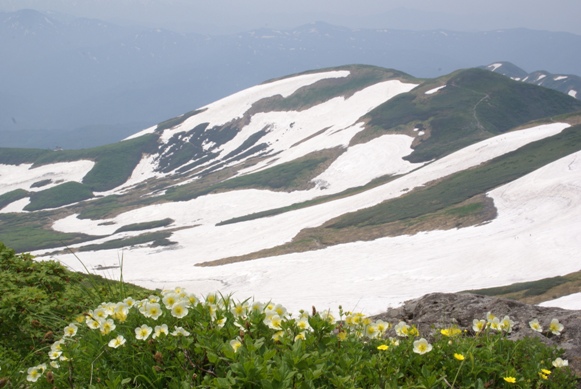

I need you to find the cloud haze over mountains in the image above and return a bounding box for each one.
[2,7,581,150]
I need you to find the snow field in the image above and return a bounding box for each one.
[40,122,581,314]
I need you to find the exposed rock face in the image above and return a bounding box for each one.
[373,293,581,378]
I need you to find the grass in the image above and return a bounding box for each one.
[465,269,581,305]
[0,189,29,210]
[114,218,174,233]
[77,231,175,252]
[0,213,99,253]
[24,182,94,211]
[360,68,581,163]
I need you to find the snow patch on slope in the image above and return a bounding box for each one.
[0,161,95,196]
[232,80,418,175]
[313,134,422,192]
[159,70,350,142]
[539,293,581,310]
[425,85,446,94]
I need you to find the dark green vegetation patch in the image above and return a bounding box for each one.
[0,212,99,253]
[0,189,29,210]
[0,242,150,378]
[114,218,174,233]
[24,182,94,211]
[363,68,581,162]
[78,231,175,252]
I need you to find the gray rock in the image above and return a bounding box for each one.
[373,292,581,378]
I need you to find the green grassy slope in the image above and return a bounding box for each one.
[361,68,581,162]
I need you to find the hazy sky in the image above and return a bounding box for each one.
[1,0,581,35]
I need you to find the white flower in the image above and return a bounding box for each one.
[99,318,116,335]
[215,317,227,328]
[395,321,411,337]
[529,319,543,332]
[489,317,501,331]
[91,307,108,321]
[123,297,136,307]
[413,338,433,354]
[472,319,486,333]
[142,302,163,320]
[499,315,514,333]
[231,303,248,318]
[251,301,264,313]
[552,357,569,368]
[230,338,242,353]
[171,326,190,337]
[153,324,169,339]
[549,318,564,335]
[86,316,101,330]
[63,323,78,337]
[171,302,189,318]
[162,292,180,309]
[26,364,46,382]
[108,335,126,348]
[112,303,130,322]
[263,314,283,330]
[364,324,380,339]
[51,339,65,352]
[48,349,62,360]
[135,324,153,341]
[374,320,390,334]
[296,318,312,332]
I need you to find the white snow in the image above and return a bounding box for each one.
[425,85,446,95]
[312,134,422,192]
[554,76,568,81]
[488,63,503,71]
[123,124,157,141]
[39,122,579,314]
[229,80,418,175]
[536,74,547,81]
[569,90,577,98]
[0,198,30,213]
[538,293,581,310]
[159,70,351,142]
[0,160,95,196]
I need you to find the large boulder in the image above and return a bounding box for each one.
[373,292,581,377]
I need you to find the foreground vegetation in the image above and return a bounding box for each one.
[0,243,578,388]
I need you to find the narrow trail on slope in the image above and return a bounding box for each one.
[472,93,490,131]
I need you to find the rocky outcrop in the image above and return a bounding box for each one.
[373,293,581,377]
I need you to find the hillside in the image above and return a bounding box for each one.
[1,65,581,315]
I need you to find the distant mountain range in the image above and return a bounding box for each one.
[1,65,581,313]
[482,61,580,99]
[2,9,581,149]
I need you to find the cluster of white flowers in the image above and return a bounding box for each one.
[529,318,565,335]
[22,287,573,384]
